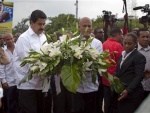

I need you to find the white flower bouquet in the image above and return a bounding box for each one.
[20,34,124,93]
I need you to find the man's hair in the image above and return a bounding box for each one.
[110,27,122,37]
[124,32,137,43]
[30,10,47,23]
[137,28,148,37]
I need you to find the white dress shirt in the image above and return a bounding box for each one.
[14,27,47,90]
[0,48,16,87]
[77,38,103,93]
[138,43,150,91]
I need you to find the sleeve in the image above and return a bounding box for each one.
[0,65,7,84]
[96,40,103,53]
[0,47,10,65]
[15,36,31,59]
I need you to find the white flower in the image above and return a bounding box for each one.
[53,40,61,47]
[59,35,67,42]
[49,47,61,58]
[30,65,39,72]
[37,60,47,71]
[89,48,100,60]
[70,45,83,59]
[98,59,106,65]
[98,68,107,75]
[83,60,93,71]
[40,44,49,55]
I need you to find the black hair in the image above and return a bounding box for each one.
[124,32,137,43]
[30,10,47,23]
[137,28,148,37]
[110,27,122,37]
[93,27,102,35]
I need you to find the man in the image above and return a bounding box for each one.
[132,27,139,36]
[102,27,124,113]
[93,27,104,113]
[137,28,150,99]
[94,27,104,43]
[77,17,103,113]
[0,33,18,113]
[14,10,51,113]
[53,17,102,113]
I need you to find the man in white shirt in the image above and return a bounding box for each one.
[14,10,51,113]
[0,33,18,113]
[137,28,150,99]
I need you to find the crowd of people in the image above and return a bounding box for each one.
[0,9,150,113]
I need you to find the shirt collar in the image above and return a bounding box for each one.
[122,48,135,58]
[137,43,150,51]
[28,27,44,37]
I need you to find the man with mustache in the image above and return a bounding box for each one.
[14,10,51,113]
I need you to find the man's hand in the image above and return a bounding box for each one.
[118,90,128,101]
[2,82,8,89]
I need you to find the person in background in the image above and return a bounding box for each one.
[115,33,146,113]
[14,33,21,43]
[102,27,124,113]
[94,27,104,43]
[137,28,150,99]
[132,27,139,36]
[93,28,104,113]
[0,33,18,113]
[14,10,51,113]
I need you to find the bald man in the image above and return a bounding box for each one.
[0,33,18,113]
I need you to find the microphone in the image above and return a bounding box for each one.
[133,6,143,10]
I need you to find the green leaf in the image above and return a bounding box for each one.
[61,64,80,93]
[38,66,50,75]
[19,75,28,85]
[28,72,33,81]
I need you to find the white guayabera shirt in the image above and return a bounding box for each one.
[14,27,47,90]
[77,37,103,93]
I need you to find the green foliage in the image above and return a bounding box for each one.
[61,64,80,93]
[45,14,77,34]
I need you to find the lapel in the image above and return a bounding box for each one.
[119,49,137,75]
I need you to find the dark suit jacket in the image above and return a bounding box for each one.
[114,49,146,94]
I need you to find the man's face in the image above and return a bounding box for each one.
[78,18,92,38]
[95,29,104,40]
[30,18,46,35]
[116,30,123,44]
[4,34,14,47]
[138,31,150,48]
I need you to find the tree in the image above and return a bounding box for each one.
[45,14,77,34]
[12,18,29,34]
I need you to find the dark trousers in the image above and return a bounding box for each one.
[143,91,150,100]
[96,80,104,113]
[4,85,18,113]
[52,82,97,113]
[118,86,144,113]
[103,85,112,113]
[18,89,52,113]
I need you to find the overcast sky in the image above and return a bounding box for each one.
[3,0,150,27]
